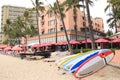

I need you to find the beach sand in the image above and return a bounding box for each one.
[0,53,120,80]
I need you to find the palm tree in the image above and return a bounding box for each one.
[63,0,83,41]
[56,0,73,54]
[23,10,37,46]
[82,1,88,48]
[46,2,65,43]
[84,0,96,50]
[3,19,12,37]
[105,0,120,33]
[2,19,13,45]
[13,17,25,46]
[31,0,45,44]
[106,29,113,36]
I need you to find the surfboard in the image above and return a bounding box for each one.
[69,50,99,73]
[62,54,87,71]
[55,53,81,65]
[62,51,93,71]
[57,53,81,68]
[74,49,114,78]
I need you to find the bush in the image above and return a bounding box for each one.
[73,48,115,54]
[73,48,92,54]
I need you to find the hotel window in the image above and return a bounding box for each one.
[41,22,44,27]
[98,24,100,27]
[41,15,44,20]
[48,12,55,17]
[41,29,44,34]
[60,25,64,31]
[48,20,56,26]
[82,16,85,20]
[83,22,85,26]
[48,28,55,33]
[95,23,97,26]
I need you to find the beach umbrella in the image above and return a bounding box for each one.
[31,44,39,48]
[0,45,7,49]
[69,40,80,44]
[40,42,55,47]
[82,39,91,43]
[95,38,109,49]
[112,38,120,43]
[4,46,12,51]
[12,46,22,51]
[95,38,109,43]
[56,41,67,45]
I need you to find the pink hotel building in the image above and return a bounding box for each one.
[26,2,105,45]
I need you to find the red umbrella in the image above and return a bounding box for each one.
[95,38,109,43]
[0,45,7,49]
[82,39,91,43]
[112,38,120,43]
[56,41,67,45]
[4,46,12,51]
[31,44,39,48]
[70,40,80,44]
[41,42,55,47]
[95,38,109,49]
[12,46,22,51]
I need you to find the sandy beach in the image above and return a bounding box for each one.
[0,52,120,80]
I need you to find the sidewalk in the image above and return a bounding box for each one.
[110,50,120,68]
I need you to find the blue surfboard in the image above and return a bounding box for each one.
[62,51,95,71]
[74,49,114,78]
[70,50,100,73]
[70,49,111,73]
[62,53,89,71]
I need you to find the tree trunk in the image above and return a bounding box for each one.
[55,14,58,43]
[73,7,77,41]
[36,10,41,44]
[56,0,73,54]
[85,0,95,50]
[55,15,58,51]
[82,1,88,49]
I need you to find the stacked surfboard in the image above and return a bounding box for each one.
[55,49,114,78]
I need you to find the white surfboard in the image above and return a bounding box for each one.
[74,49,114,78]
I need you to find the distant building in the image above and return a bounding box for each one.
[1,5,37,43]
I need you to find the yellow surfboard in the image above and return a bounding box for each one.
[58,54,81,68]
[58,51,93,68]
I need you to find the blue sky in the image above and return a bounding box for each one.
[0,0,109,32]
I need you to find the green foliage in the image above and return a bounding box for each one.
[73,48,92,54]
[3,10,37,45]
[106,29,113,36]
[105,0,120,33]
